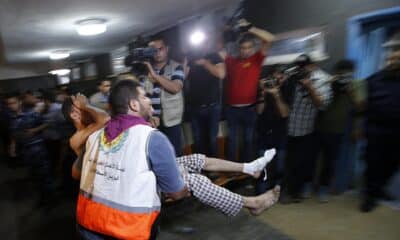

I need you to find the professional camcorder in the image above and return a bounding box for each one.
[284,54,313,82]
[124,47,157,76]
[284,65,311,82]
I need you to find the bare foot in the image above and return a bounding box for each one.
[250,185,280,216]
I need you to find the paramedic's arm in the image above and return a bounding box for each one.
[148,131,189,200]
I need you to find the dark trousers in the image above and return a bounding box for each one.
[22,142,53,198]
[190,103,221,157]
[255,128,287,193]
[225,105,257,162]
[160,123,183,157]
[283,133,317,197]
[45,139,62,176]
[364,133,399,199]
[314,132,343,187]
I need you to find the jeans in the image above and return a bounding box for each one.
[160,123,183,156]
[225,105,257,162]
[190,103,221,157]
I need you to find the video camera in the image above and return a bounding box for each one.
[284,54,313,83]
[332,74,352,93]
[124,47,157,76]
[222,0,251,43]
[284,65,310,82]
[262,77,279,89]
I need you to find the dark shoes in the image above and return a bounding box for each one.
[360,197,378,212]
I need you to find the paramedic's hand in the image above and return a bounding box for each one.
[150,116,160,128]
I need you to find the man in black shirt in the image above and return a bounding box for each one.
[361,49,400,212]
[185,42,225,157]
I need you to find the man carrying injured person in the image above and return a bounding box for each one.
[62,80,279,240]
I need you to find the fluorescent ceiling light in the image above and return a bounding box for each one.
[76,19,107,36]
[49,50,70,60]
[49,69,71,76]
[190,30,206,46]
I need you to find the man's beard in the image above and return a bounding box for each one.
[139,102,152,121]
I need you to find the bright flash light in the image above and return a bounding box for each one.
[49,69,71,76]
[190,31,206,46]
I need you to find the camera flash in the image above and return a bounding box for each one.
[190,31,206,46]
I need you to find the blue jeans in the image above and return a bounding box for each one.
[160,123,183,156]
[225,105,257,162]
[190,103,221,157]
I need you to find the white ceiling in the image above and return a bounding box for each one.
[0,0,234,64]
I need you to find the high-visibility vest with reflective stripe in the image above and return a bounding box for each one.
[77,124,160,239]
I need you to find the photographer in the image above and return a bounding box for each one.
[314,60,363,202]
[281,54,332,204]
[255,65,292,194]
[223,19,275,163]
[143,36,185,156]
[184,37,226,157]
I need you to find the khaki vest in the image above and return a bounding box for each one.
[160,60,184,127]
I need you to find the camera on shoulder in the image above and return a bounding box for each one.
[124,47,157,76]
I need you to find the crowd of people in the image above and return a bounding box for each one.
[0,19,399,239]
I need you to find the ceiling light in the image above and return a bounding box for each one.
[49,69,71,76]
[190,30,206,46]
[76,19,107,36]
[49,50,70,60]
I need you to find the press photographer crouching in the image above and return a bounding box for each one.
[280,54,332,204]
[124,37,185,157]
[255,65,292,194]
